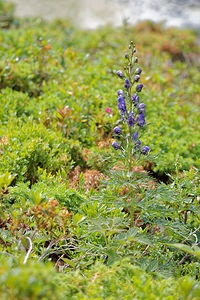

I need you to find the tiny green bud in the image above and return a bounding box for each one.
[125,53,129,59]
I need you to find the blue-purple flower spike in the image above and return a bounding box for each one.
[112,42,150,156]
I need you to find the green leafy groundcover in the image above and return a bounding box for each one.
[0,0,200,299]
[0,259,199,299]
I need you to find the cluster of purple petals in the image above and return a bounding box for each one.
[132,93,139,105]
[118,96,127,115]
[116,70,125,79]
[134,140,141,149]
[117,89,124,97]
[124,78,130,90]
[141,146,150,155]
[135,67,142,75]
[137,113,146,127]
[134,75,140,82]
[138,103,145,114]
[114,126,122,135]
[127,111,135,127]
[112,141,120,150]
[136,83,144,92]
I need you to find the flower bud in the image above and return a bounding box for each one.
[125,53,129,59]
[138,103,145,113]
[124,78,130,90]
[114,126,122,135]
[117,89,125,97]
[141,146,150,155]
[134,75,140,82]
[134,57,138,63]
[135,67,142,74]
[112,141,120,150]
[132,93,139,104]
[116,70,125,79]
[127,111,135,127]
[137,113,146,127]
[136,83,144,92]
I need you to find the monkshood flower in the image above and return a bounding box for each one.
[134,140,141,149]
[127,111,135,127]
[124,78,130,90]
[141,146,150,155]
[117,89,125,97]
[134,75,140,82]
[118,96,127,115]
[132,93,139,105]
[138,103,145,114]
[112,42,150,157]
[136,83,144,92]
[114,126,122,135]
[137,113,146,127]
[135,67,142,75]
[116,70,125,79]
[112,141,120,150]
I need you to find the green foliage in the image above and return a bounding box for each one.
[0,259,200,299]
[0,8,200,299]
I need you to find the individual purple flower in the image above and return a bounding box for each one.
[132,93,139,105]
[136,83,144,92]
[114,126,122,135]
[127,111,135,127]
[124,78,130,90]
[117,89,125,97]
[135,67,142,75]
[137,113,146,127]
[134,140,141,149]
[112,141,120,150]
[116,70,125,79]
[141,146,150,155]
[138,103,145,114]
[134,75,140,82]
[133,131,138,141]
[118,96,127,115]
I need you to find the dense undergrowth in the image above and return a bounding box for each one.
[0,1,200,299]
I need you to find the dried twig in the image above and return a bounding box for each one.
[182,225,200,244]
[38,240,55,261]
[23,236,33,264]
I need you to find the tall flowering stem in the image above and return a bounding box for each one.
[113,42,150,172]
